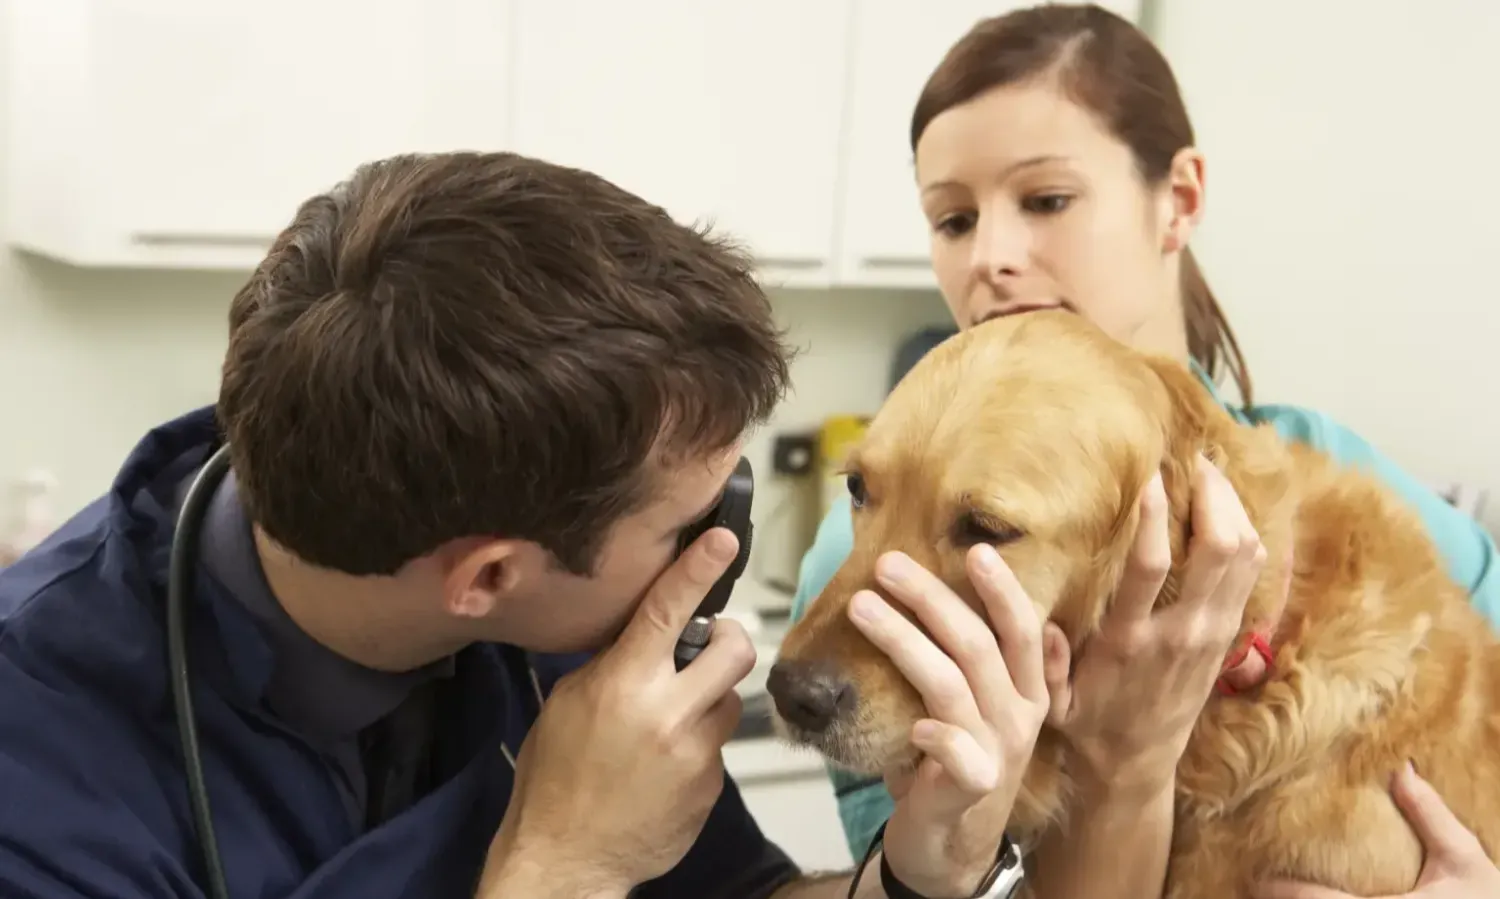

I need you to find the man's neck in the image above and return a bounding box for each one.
[252,527,465,673]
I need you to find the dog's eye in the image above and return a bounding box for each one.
[846,473,868,509]
[955,513,1023,547]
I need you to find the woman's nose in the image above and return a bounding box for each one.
[970,210,1030,283]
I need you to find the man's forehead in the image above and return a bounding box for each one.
[653,443,743,517]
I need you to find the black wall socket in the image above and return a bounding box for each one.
[771,432,817,476]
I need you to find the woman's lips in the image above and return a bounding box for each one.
[974,300,1075,326]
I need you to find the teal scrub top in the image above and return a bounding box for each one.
[786,364,1500,861]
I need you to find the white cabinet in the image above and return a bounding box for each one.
[835,0,1144,287]
[5,0,1145,282]
[4,0,512,270]
[507,0,852,287]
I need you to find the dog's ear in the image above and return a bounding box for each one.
[1137,354,1226,604]
[1142,353,1219,467]
[1062,357,1208,636]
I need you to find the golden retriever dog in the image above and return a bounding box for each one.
[769,310,1500,897]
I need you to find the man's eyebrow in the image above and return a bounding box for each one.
[675,487,727,532]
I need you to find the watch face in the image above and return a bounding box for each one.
[980,840,1025,899]
[989,866,1025,899]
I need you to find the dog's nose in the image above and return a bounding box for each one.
[766,658,856,734]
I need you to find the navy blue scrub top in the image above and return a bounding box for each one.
[0,408,800,899]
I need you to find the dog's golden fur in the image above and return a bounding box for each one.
[775,310,1500,896]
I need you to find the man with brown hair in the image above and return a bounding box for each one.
[0,152,1028,899]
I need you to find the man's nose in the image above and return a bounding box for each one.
[765,658,856,735]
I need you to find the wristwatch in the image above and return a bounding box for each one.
[852,822,1025,899]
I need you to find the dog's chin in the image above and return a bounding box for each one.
[772,715,915,776]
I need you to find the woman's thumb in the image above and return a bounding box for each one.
[1042,623,1073,727]
[1391,761,1485,868]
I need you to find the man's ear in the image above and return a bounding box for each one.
[439,538,530,619]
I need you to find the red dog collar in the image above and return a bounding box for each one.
[1216,631,1276,696]
[1215,546,1293,697]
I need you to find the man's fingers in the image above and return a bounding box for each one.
[1391,760,1486,866]
[619,527,738,659]
[1106,471,1171,627]
[674,617,758,719]
[703,689,745,747]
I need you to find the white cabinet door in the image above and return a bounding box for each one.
[836,0,1142,286]
[5,0,513,269]
[509,0,852,286]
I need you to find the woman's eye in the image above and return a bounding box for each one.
[846,473,868,509]
[1022,194,1073,215]
[934,212,975,238]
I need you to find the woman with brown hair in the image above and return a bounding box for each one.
[787,4,1500,897]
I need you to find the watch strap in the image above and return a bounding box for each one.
[847,821,1024,899]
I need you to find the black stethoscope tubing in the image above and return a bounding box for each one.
[164,443,541,899]
[166,442,235,899]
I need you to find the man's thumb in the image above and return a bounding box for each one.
[620,528,737,653]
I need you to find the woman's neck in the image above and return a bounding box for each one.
[1129,276,1192,363]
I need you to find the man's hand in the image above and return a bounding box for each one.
[848,544,1049,898]
[478,527,756,898]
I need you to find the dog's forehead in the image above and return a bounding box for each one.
[871,352,1103,460]
[861,316,1160,504]
[869,330,1017,439]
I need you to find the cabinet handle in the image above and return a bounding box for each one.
[758,257,825,270]
[858,255,930,269]
[125,239,830,269]
[130,232,274,250]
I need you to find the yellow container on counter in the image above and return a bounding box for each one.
[817,415,870,516]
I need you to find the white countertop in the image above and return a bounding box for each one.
[723,736,829,783]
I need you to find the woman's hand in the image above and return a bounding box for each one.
[1042,455,1270,798]
[1253,762,1500,899]
[847,543,1049,898]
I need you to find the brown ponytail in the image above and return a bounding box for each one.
[1180,247,1253,405]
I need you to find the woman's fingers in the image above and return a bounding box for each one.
[848,587,986,735]
[1104,471,1172,630]
[968,544,1048,706]
[1037,453,1279,794]
[1249,882,1360,899]
[871,550,1019,727]
[1254,762,1497,899]
[1041,623,1074,727]
[1173,457,1240,599]
[1390,761,1487,869]
[883,761,918,802]
[1159,457,1263,634]
[909,719,998,796]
